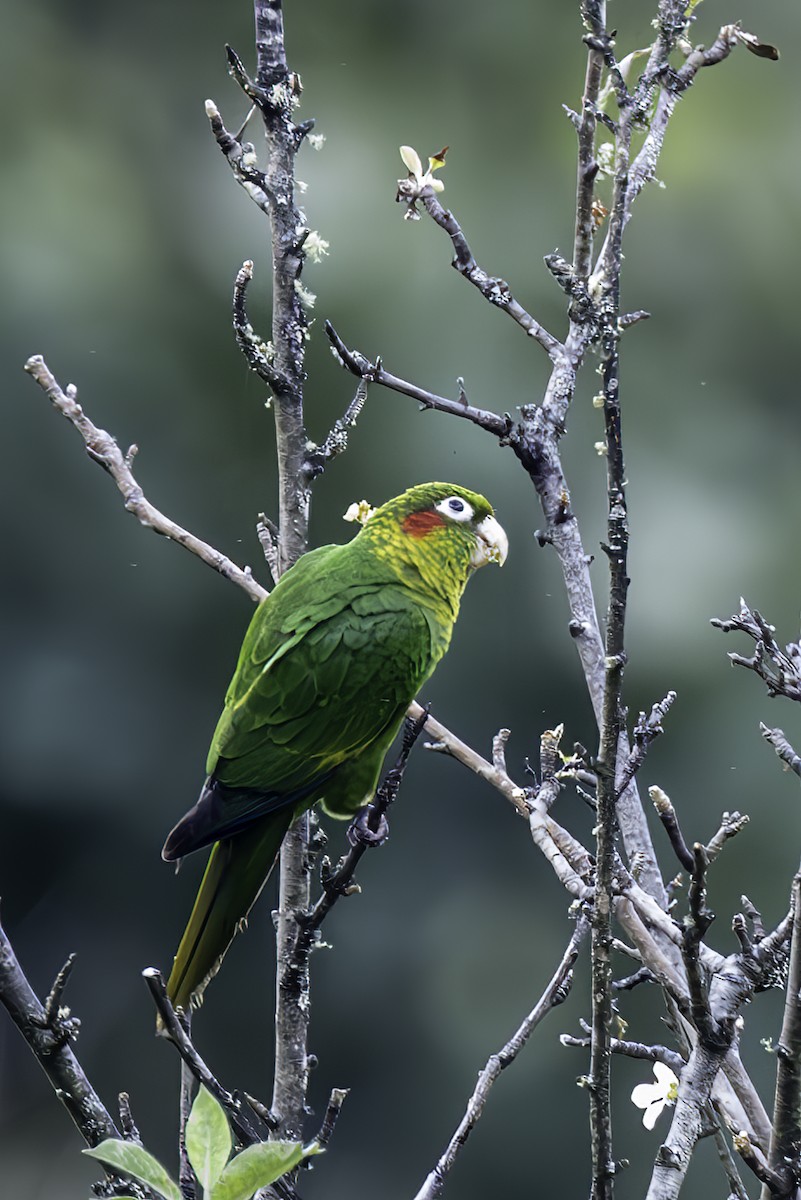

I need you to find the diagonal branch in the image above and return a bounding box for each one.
[0,918,120,1148]
[412,913,590,1200]
[324,322,513,440]
[144,969,276,1147]
[761,725,801,780]
[415,192,562,359]
[23,356,267,603]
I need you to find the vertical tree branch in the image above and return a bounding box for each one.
[249,0,312,575]
[246,0,315,1141]
[271,813,313,1140]
[576,6,628,1196]
[573,2,606,279]
[761,872,801,1200]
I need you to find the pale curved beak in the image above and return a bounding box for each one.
[471,514,509,568]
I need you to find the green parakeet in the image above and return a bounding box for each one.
[162,482,508,1014]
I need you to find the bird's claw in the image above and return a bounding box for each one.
[347,805,389,848]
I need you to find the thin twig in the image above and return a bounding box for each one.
[649,786,694,872]
[232,260,289,396]
[306,376,370,476]
[562,1033,685,1076]
[143,968,276,1145]
[415,192,562,359]
[23,357,266,603]
[761,725,801,780]
[325,322,513,440]
[733,1130,789,1195]
[616,691,677,797]
[712,600,801,702]
[572,5,606,281]
[408,701,530,816]
[705,812,750,863]
[412,914,589,1200]
[314,1088,350,1150]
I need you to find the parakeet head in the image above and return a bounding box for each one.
[358,483,507,600]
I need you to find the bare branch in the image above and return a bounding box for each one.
[762,873,801,1196]
[205,97,271,216]
[713,600,801,701]
[314,1088,350,1150]
[144,968,276,1145]
[733,1130,789,1195]
[705,811,750,863]
[761,724,801,780]
[325,321,514,440]
[491,727,511,774]
[232,260,290,395]
[23,356,267,603]
[562,1032,685,1077]
[649,786,695,873]
[616,691,677,797]
[256,511,281,586]
[408,701,530,816]
[413,913,589,1200]
[572,5,606,280]
[306,376,370,476]
[0,918,119,1148]
[415,192,562,358]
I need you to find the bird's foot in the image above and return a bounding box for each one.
[347,804,389,848]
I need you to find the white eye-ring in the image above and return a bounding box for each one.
[435,496,475,523]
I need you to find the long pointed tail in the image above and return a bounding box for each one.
[164,810,293,1018]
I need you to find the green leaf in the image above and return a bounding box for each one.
[185,1086,233,1191]
[210,1140,322,1200]
[83,1139,181,1200]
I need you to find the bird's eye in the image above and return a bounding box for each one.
[435,496,475,523]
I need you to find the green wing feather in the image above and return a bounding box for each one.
[204,542,442,809]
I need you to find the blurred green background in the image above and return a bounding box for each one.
[2,1,800,1196]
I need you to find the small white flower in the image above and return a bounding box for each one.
[631,1062,679,1130]
[343,500,376,526]
[308,133,326,151]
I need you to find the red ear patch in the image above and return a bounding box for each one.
[402,509,446,538]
